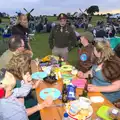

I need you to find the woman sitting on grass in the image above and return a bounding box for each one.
[78,40,120,103]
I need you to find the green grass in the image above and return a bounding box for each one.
[47,16,57,22]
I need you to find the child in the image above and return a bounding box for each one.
[77,32,94,73]
[0,69,53,120]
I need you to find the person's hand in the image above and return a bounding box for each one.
[88,84,100,92]
[43,96,53,107]
[32,80,43,89]
[114,102,120,108]
[77,71,84,78]
[37,103,45,110]
[22,72,32,84]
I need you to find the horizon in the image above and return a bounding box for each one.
[0,0,120,16]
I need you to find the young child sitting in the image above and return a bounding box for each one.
[0,68,53,120]
[77,32,94,73]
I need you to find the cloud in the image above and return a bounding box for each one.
[0,0,119,15]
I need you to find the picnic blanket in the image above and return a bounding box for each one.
[109,37,120,49]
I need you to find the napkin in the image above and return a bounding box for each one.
[90,96,104,103]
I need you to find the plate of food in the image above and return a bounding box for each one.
[65,100,93,120]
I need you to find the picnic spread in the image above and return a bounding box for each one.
[31,55,119,120]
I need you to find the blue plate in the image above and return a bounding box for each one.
[32,72,47,80]
[40,88,61,100]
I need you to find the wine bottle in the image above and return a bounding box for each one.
[82,80,88,97]
[88,74,92,84]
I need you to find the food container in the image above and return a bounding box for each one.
[67,105,93,120]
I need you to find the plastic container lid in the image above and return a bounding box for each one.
[64,113,69,118]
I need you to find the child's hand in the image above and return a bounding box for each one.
[22,72,32,84]
[43,96,53,107]
[32,80,43,89]
[37,96,53,110]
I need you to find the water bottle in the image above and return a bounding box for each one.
[63,113,69,120]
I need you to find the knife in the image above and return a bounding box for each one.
[50,103,65,107]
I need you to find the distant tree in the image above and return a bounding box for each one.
[107,13,112,16]
[87,5,99,15]
[0,12,3,17]
[103,14,106,16]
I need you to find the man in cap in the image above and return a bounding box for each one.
[77,32,94,73]
[49,13,77,61]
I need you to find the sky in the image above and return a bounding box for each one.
[0,0,120,16]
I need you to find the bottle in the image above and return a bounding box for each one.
[87,74,92,84]
[63,113,69,120]
[62,84,68,103]
[82,82,88,97]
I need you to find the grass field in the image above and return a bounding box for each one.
[1,16,120,65]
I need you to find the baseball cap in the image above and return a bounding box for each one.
[81,32,94,43]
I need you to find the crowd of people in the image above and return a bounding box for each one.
[0,13,120,120]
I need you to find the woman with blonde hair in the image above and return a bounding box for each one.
[78,40,120,102]
[7,53,31,80]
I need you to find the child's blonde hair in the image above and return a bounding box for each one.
[95,41,114,63]
[1,71,16,90]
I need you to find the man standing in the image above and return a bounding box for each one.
[49,13,77,61]
[12,14,32,50]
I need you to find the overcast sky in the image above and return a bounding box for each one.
[0,0,120,15]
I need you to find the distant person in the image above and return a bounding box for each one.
[49,13,77,61]
[12,14,32,50]
[109,26,116,37]
[44,16,48,25]
[0,18,2,24]
[96,26,107,38]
